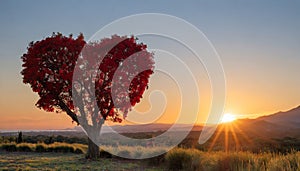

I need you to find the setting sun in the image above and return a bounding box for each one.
[221,113,236,123]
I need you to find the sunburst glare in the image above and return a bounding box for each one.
[221,113,236,123]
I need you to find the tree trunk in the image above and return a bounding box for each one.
[86,136,99,159]
[85,124,103,159]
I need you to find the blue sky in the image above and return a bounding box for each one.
[0,0,299,129]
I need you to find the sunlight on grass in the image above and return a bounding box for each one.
[166,148,300,171]
[1,142,300,170]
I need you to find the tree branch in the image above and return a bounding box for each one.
[58,99,79,125]
[72,89,89,127]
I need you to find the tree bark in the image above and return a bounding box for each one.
[86,136,100,159]
[85,122,103,159]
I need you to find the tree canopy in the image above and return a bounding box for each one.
[21,33,154,128]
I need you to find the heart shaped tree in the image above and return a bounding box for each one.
[21,33,154,159]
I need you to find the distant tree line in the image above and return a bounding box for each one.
[0,133,88,145]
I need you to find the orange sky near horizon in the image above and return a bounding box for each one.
[1,65,299,131]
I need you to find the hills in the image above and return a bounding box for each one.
[231,105,300,138]
[256,105,300,128]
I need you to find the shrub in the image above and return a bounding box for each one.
[199,153,219,171]
[53,145,75,153]
[35,144,47,152]
[17,144,33,152]
[74,148,84,154]
[47,147,54,152]
[0,142,87,154]
[165,148,193,171]
[1,143,17,152]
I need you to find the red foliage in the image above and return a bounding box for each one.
[21,33,154,125]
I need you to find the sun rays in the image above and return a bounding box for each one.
[208,119,253,153]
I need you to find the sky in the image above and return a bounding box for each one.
[0,0,300,130]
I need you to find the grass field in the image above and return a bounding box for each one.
[0,152,164,171]
[1,149,300,171]
[1,142,300,170]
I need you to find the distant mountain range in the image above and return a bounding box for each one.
[233,105,300,138]
[257,105,300,127]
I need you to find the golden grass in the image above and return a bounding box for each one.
[0,142,85,153]
[165,148,300,171]
[1,142,300,170]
